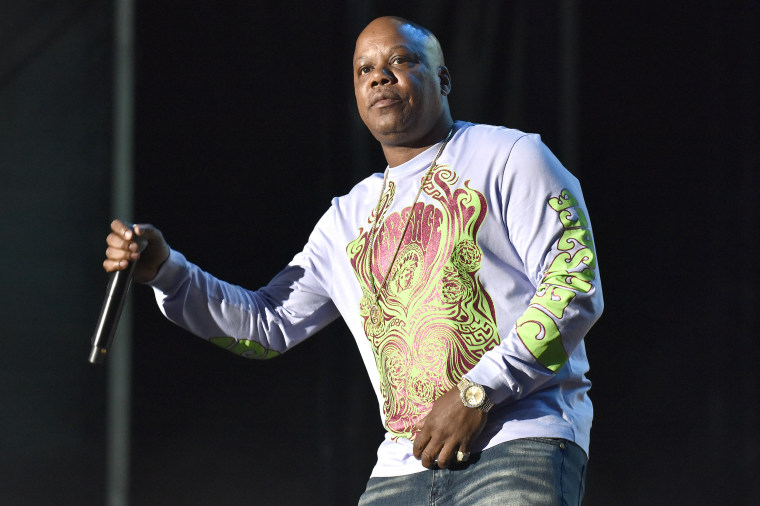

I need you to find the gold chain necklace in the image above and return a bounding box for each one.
[365,126,454,326]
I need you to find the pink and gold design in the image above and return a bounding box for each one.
[347,167,500,440]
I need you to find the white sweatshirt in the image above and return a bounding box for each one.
[148,121,604,477]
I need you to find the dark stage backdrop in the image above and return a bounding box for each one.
[0,1,111,504]
[1,1,758,504]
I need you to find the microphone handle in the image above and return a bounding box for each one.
[88,260,139,364]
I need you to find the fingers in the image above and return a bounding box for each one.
[412,401,481,468]
[412,408,447,468]
[435,442,463,469]
[103,246,139,271]
[413,428,455,469]
[104,239,139,272]
[414,437,461,469]
[419,440,442,469]
[110,219,154,245]
[106,231,138,253]
[110,219,134,240]
[412,428,430,460]
[103,258,128,272]
[104,219,153,272]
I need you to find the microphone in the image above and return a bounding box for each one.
[88,227,148,364]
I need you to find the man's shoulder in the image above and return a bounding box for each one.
[455,121,537,150]
[326,171,384,216]
[457,121,531,139]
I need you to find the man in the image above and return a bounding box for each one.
[105,16,602,505]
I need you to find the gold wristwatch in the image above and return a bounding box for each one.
[457,378,494,413]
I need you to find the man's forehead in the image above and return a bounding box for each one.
[354,23,433,61]
[353,43,421,63]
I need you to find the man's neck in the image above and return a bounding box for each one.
[382,145,434,168]
[381,119,454,168]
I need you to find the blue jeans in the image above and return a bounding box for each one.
[358,438,587,505]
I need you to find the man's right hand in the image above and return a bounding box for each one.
[103,219,170,284]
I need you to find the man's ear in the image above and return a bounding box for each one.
[438,66,452,96]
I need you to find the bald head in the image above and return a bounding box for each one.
[353,16,453,165]
[356,16,445,69]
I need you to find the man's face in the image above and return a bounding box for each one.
[353,19,449,148]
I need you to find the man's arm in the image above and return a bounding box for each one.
[102,217,340,358]
[413,135,604,469]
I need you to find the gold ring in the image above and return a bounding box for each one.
[456,451,470,462]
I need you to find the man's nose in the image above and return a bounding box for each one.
[370,67,395,87]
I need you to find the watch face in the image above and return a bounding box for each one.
[464,385,485,407]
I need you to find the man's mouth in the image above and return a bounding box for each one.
[371,94,401,108]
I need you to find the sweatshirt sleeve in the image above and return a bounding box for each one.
[146,213,341,359]
[464,134,604,404]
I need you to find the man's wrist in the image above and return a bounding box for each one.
[457,377,494,412]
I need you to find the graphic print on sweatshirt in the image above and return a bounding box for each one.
[347,166,501,440]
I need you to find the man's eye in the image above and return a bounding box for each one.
[359,66,371,74]
[392,57,408,65]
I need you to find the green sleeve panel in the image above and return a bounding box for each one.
[515,189,597,372]
[209,337,281,360]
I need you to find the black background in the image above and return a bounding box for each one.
[1,1,758,504]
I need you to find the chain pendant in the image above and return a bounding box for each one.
[369,302,383,327]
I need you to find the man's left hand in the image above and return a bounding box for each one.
[412,387,487,469]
